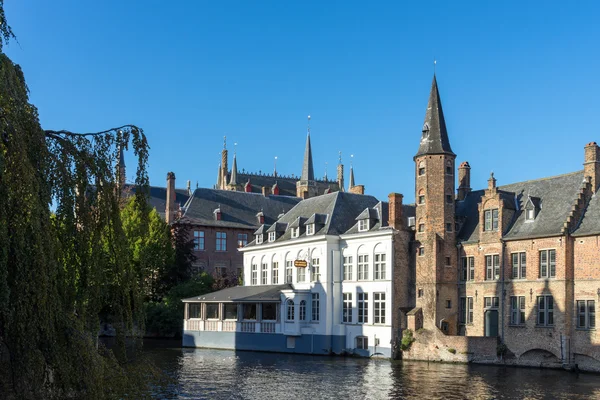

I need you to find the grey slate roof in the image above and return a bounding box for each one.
[573,192,600,236]
[246,191,408,247]
[415,75,454,158]
[456,171,585,242]
[127,185,190,220]
[182,284,292,303]
[231,173,339,197]
[179,188,300,229]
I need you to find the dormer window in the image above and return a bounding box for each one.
[526,208,535,221]
[268,232,276,242]
[524,196,540,222]
[256,234,263,244]
[291,227,299,238]
[306,224,315,236]
[358,219,369,232]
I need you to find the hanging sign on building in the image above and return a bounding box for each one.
[294,259,308,268]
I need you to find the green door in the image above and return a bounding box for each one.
[485,310,499,337]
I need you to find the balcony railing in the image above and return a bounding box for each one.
[260,321,276,333]
[185,320,281,334]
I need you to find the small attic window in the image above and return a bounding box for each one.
[256,234,263,245]
[291,227,299,238]
[526,208,535,221]
[268,232,276,242]
[358,219,369,232]
[306,224,315,236]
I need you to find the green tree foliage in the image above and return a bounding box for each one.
[0,9,155,397]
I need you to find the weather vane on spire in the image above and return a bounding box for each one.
[234,142,238,156]
[274,156,278,176]
[350,154,354,168]
[307,115,311,135]
[434,57,437,75]
[223,135,227,150]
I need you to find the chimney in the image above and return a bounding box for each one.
[457,161,471,201]
[214,206,222,221]
[337,163,345,192]
[584,142,600,193]
[245,179,252,193]
[487,172,496,191]
[272,182,280,196]
[166,172,176,224]
[388,193,404,229]
[256,211,264,225]
[187,180,191,195]
[349,185,365,195]
[262,186,271,197]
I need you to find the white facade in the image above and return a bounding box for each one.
[240,229,394,356]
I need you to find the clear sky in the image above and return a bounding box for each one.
[4,0,600,203]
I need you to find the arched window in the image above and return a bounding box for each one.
[418,161,426,176]
[418,189,425,205]
[286,299,295,321]
[299,300,306,321]
[446,160,453,175]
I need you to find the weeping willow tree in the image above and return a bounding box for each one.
[0,3,158,397]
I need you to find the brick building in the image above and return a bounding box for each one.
[408,75,600,370]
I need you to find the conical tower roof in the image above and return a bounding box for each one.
[415,75,454,158]
[301,132,315,181]
[229,153,238,185]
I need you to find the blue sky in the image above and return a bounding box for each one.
[4,1,600,202]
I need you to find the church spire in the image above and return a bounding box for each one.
[301,115,315,181]
[229,151,238,185]
[415,75,454,158]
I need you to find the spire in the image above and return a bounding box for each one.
[217,162,222,189]
[301,115,315,181]
[229,152,238,185]
[415,75,454,158]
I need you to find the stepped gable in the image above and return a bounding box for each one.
[179,188,300,229]
[573,190,600,236]
[456,171,585,243]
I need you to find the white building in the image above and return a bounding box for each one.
[182,191,414,358]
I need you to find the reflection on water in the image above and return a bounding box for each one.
[143,340,600,400]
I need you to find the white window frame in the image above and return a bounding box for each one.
[342,293,352,323]
[311,258,320,282]
[526,207,535,221]
[374,253,386,280]
[291,227,299,238]
[272,262,279,284]
[484,297,499,309]
[374,292,386,324]
[358,292,368,324]
[484,209,499,231]
[251,264,258,285]
[261,263,268,285]
[285,261,293,283]
[357,254,369,280]
[256,234,263,245]
[297,265,306,282]
[356,336,368,350]
[268,231,276,242]
[299,300,307,321]
[311,293,320,321]
[358,219,369,232]
[286,300,295,322]
[306,224,315,236]
[343,256,353,281]
[485,254,500,281]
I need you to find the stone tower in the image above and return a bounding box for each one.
[414,75,458,334]
[296,116,318,198]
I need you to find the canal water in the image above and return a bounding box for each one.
[143,340,600,399]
